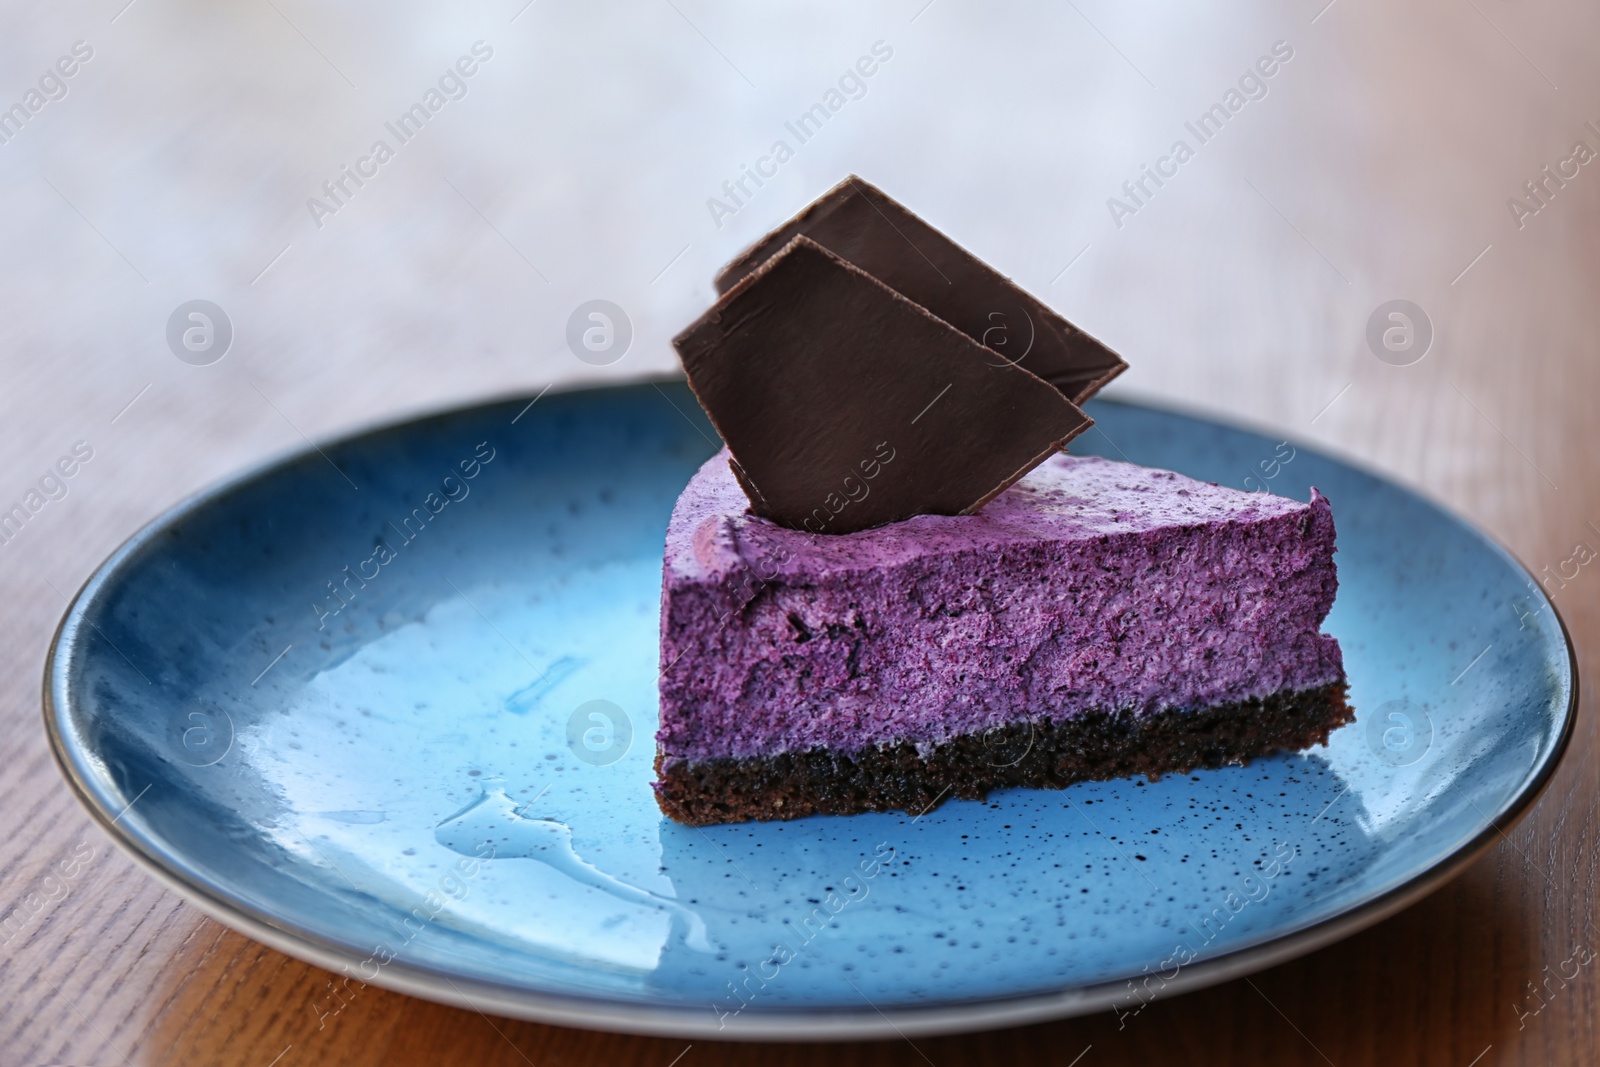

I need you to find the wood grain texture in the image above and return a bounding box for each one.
[3,0,1599,1063]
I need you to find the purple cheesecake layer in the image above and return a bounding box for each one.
[657,450,1343,767]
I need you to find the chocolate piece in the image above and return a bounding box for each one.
[656,683,1355,825]
[714,176,1126,405]
[672,236,1092,534]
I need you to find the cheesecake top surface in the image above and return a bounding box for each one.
[670,449,1319,582]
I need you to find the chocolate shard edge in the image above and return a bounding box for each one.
[711,174,1128,406]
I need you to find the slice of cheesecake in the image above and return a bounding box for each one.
[653,450,1350,826]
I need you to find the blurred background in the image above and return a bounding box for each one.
[4,0,1598,1064]
[0,0,1587,566]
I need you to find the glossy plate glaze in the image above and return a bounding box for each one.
[45,382,1576,1040]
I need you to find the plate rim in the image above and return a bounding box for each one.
[41,380,1582,1041]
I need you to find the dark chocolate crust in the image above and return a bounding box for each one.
[654,683,1353,826]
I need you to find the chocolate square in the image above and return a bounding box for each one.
[714,176,1126,405]
[672,237,1092,534]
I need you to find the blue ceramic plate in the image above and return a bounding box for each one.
[45,382,1576,1040]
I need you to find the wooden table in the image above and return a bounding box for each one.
[3,0,1597,1062]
